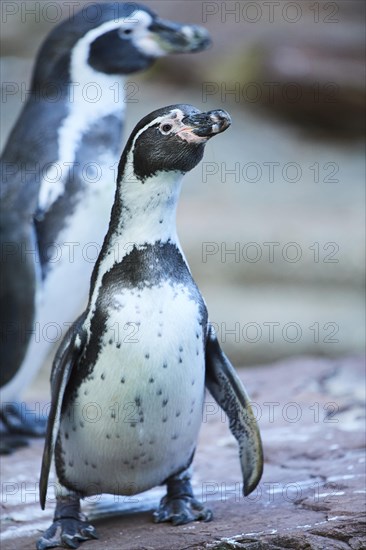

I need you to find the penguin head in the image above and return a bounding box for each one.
[88,4,212,75]
[33,3,211,85]
[118,104,231,183]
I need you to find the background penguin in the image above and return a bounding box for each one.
[0,3,210,452]
[37,104,263,549]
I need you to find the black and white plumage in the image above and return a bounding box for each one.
[0,2,211,449]
[37,104,263,549]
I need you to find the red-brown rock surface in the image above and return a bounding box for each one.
[1,355,365,549]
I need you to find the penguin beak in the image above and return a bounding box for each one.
[148,18,211,53]
[181,110,232,138]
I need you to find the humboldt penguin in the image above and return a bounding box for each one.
[37,104,263,549]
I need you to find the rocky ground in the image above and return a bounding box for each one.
[1,355,365,549]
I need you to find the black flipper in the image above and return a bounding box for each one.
[39,314,86,510]
[0,218,39,388]
[205,325,263,496]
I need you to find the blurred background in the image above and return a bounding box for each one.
[1,0,365,378]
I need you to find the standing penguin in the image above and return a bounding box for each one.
[37,104,263,549]
[0,3,211,450]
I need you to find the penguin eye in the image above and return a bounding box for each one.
[160,124,173,135]
[119,27,133,37]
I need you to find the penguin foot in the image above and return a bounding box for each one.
[153,471,212,525]
[0,432,29,454]
[153,494,213,525]
[0,402,47,454]
[37,497,97,549]
[36,518,98,549]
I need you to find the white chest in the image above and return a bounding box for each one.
[58,282,206,496]
[38,83,124,214]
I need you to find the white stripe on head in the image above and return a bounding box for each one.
[69,12,154,87]
[120,109,181,181]
[71,9,164,79]
[120,107,207,182]
[129,10,166,57]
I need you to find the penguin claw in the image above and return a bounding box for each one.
[153,495,213,525]
[36,519,98,549]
